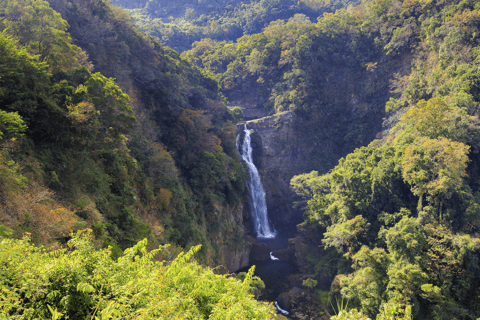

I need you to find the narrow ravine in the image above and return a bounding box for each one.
[238,122,299,318]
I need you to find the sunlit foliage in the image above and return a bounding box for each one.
[0,231,275,319]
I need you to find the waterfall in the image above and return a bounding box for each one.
[239,124,276,239]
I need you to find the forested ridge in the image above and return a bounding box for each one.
[2,0,480,319]
[114,0,359,52]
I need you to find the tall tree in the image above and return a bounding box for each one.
[401,136,469,219]
[0,0,83,72]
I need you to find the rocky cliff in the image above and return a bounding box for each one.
[237,112,316,226]
[219,203,254,272]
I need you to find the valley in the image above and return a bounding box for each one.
[2,0,480,319]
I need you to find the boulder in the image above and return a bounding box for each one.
[272,247,294,261]
[276,292,291,311]
[289,287,304,300]
[249,242,271,262]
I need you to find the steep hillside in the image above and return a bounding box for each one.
[0,0,252,270]
[287,0,480,318]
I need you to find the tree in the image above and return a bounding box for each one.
[397,97,479,145]
[341,217,427,317]
[340,246,390,315]
[0,0,82,72]
[0,111,26,142]
[401,137,469,219]
[0,31,65,143]
[323,215,370,257]
[75,72,136,138]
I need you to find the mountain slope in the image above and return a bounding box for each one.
[0,0,251,269]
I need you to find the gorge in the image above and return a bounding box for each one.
[237,120,300,318]
[3,0,480,318]
[236,115,324,319]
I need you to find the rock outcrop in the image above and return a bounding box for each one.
[276,286,326,320]
[249,241,272,262]
[237,111,315,225]
[219,203,254,272]
[222,245,252,272]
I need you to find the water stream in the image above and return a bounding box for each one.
[238,123,298,318]
[239,124,276,239]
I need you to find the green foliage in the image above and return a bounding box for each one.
[0,31,64,143]
[402,136,470,217]
[329,303,412,319]
[0,224,13,237]
[295,136,480,318]
[0,0,84,72]
[0,111,26,142]
[0,9,145,248]
[237,271,266,298]
[287,5,480,316]
[302,277,318,289]
[290,3,480,314]
[0,0,252,269]
[0,153,27,195]
[330,308,367,320]
[323,216,370,256]
[396,97,480,146]
[292,144,411,235]
[79,72,135,136]
[182,8,390,172]
[124,0,358,53]
[0,232,276,319]
[229,106,244,122]
[3,0,480,317]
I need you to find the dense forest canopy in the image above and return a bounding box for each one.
[280,0,480,318]
[112,0,360,52]
[182,10,393,171]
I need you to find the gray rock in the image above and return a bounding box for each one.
[249,242,271,262]
[277,292,291,311]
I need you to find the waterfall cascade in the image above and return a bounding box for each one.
[239,124,276,239]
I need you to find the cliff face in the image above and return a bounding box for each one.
[237,112,316,225]
[219,203,253,272]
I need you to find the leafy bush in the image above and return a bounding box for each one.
[0,231,276,319]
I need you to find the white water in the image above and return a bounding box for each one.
[239,124,276,239]
[275,301,289,316]
[270,252,279,260]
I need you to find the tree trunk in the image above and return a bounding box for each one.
[417,192,423,214]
